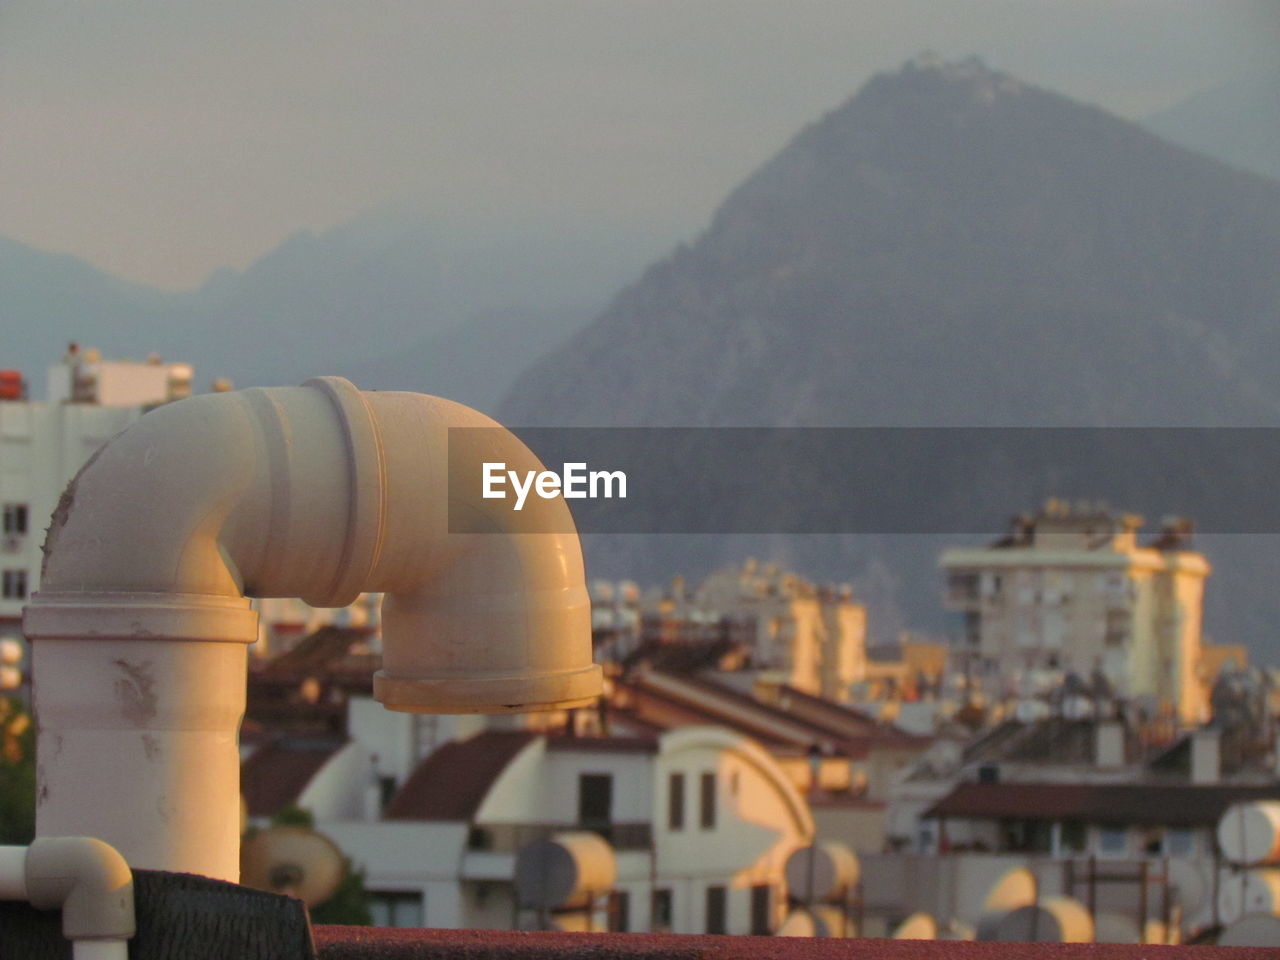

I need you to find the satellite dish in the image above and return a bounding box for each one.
[982,866,1037,914]
[892,912,937,940]
[775,910,817,937]
[1218,914,1280,947]
[981,897,1094,943]
[809,904,853,938]
[241,825,345,907]
[1218,801,1280,866]
[784,842,860,902]
[514,832,616,910]
[1218,873,1248,926]
[1166,857,1208,914]
[937,919,976,941]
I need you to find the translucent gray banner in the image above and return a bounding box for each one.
[447,427,1280,534]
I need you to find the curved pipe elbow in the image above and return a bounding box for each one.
[365,389,598,712]
[25,837,135,941]
[27,377,600,714]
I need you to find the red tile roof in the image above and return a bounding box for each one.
[383,731,537,822]
[772,683,930,749]
[241,736,347,817]
[674,672,851,743]
[601,704,668,739]
[621,670,928,759]
[611,678,800,749]
[926,781,1280,827]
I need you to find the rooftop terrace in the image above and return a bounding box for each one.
[313,928,1276,959]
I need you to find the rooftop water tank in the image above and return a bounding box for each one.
[784,841,859,902]
[514,831,616,910]
[1218,801,1280,866]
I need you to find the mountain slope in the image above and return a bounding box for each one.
[0,213,660,400]
[495,58,1280,661]
[500,59,1280,428]
[0,235,191,390]
[1145,70,1280,182]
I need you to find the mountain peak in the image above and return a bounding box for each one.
[500,64,1280,429]
[902,52,1020,89]
[856,54,1028,113]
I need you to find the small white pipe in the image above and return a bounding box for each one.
[25,378,601,881]
[0,838,134,959]
[73,940,129,960]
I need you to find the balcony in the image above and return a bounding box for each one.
[466,821,654,853]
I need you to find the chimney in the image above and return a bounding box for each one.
[1190,728,1221,784]
[1094,720,1125,768]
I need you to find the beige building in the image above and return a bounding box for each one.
[642,560,868,703]
[940,501,1210,726]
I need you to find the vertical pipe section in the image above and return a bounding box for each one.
[32,634,249,883]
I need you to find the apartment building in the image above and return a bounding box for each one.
[940,501,1210,726]
[0,349,375,661]
[638,560,868,703]
[0,350,178,636]
[242,706,814,935]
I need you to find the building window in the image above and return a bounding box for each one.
[368,891,423,928]
[705,885,727,935]
[700,772,716,829]
[608,890,630,933]
[668,772,685,831]
[750,885,771,935]
[1,504,26,536]
[1,570,26,599]
[1163,828,1194,857]
[948,572,980,603]
[1099,827,1128,857]
[379,775,397,809]
[578,773,613,827]
[1060,820,1086,854]
[651,888,673,932]
[1104,609,1131,647]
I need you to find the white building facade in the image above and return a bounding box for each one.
[248,703,816,935]
[941,501,1210,726]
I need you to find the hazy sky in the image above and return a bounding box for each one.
[3,1,1277,289]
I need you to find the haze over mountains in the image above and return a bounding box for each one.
[1145,69,1280,183]
[3,57,1280,658]
[495,58,1280,659]
[1,214,665,412]
[500,58,1280,428]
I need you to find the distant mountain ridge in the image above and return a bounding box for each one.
[1145,70,1280,182]
[500,58,1280,427]
[495,58,1280,661]
[0,214,663,412]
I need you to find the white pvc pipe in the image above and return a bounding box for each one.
[1,838,134,960]
[73,940,128,960]
[25,378,601,882]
